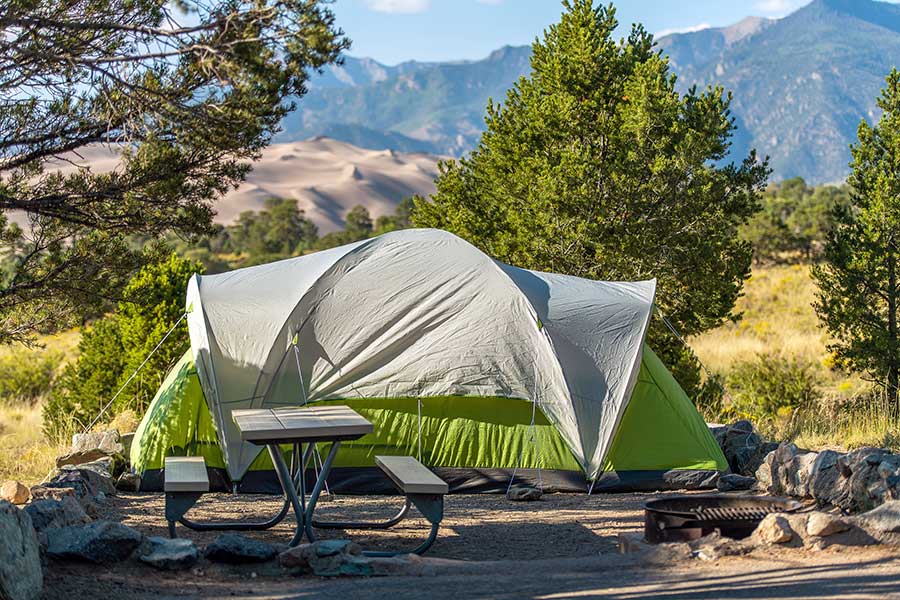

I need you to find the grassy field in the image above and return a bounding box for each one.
[0,330,80,485]
[691,264,899,451]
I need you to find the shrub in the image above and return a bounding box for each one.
[726,353,819,422]
[43,252,201,441]
[0,351,62,405]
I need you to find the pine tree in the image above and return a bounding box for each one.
[413,0,769,391]
[813,69,900,413]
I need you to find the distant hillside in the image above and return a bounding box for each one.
[286,0,900,184]
[283,45,532,157]
[38,139,443,234]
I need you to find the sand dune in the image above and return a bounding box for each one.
[28,138,443,234]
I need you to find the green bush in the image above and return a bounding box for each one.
[726,353,819,419]
[0,351,62,405]
[43,253,201,441]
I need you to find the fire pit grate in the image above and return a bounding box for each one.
[643,495,802,543]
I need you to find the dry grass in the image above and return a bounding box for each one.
[691,263,899,451]
[0,330,80,485]
[0,403,66,485]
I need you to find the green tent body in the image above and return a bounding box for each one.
[132,345,726,493]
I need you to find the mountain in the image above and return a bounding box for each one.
[284,45,532,156]
[287,0,900,184]
[660,0,900,183]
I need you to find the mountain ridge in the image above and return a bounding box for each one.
[288,0,900,184]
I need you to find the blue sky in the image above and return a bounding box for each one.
[331,0,817,65]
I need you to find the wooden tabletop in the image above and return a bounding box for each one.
[232,405,373,444]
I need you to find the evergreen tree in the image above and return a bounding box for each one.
[0,0,347,344]
[414,0,768,391]
[813,69,900,412]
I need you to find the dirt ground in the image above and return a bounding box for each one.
[42,491,900,599]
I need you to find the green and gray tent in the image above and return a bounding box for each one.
[132,229,726,493]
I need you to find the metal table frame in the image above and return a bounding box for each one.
[174,409,442,555]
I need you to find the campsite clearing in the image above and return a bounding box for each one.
[41,491,900,599]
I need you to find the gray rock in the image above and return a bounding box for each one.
[62,456,114,479]
[0,501,42,600]
[857,500,900,534]
[46,520,143,564]
[755,450,776,491]
[45,467,116,509]
[279,540,370,576]
[716,473,756,492]
[24,496,91,532]
[115,471,141,492]
[507,486,542,501]
[120,432,135,458]
[139,536,199,570]
[56,431,124,472]
[808,450,841,504]
[203,533,276,564]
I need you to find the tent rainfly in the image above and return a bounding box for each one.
[132,228,726,493]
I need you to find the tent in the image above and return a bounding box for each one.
[132,228,726,493]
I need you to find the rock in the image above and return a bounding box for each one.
[716,473,756,492]
[807,450,841,504]
[753,514,794,544]
[46,520,143,564]
[0,501,43,600]
[755,451,776,491]
[45,467,116,509]
[120,432,135,458]
[29,486,76,502]
[24,497,91,532]
[1,480,30,505]
[62,457,114,480]
[279,539,374,576]
[720,420,773,476]
[806,512,850,537]
[507,486,542,501]
[204,534,276,564]
[617,532,650,554]
[688,532,752,561]
[139,536,199,570]
[857,500,900,535]
[56,431,125,472]
[115,471,141,492]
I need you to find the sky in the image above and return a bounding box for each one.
[330,0,818,65]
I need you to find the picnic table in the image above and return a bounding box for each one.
[232,405,373,546]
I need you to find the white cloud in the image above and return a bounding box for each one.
[753,0,805,16]
[366,0,430,13]
[655,23,711,38]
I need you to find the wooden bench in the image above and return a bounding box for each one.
[375,455,449,495]
[312,455,448,556]
[163,456,209,537]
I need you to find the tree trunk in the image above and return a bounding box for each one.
[887,239,899,420]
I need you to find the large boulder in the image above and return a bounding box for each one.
[45,521,143,564]
[0,501,42,600]
[203,534,277,564]
[24,496,91,533]
[56,430,124,473]
[855,500,900,540]
[138,537,199,571]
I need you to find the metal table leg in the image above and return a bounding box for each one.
[268,442,308,547]
[301,441,341,543]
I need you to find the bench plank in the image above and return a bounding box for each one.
[164,456,209,492]
[375,456,448,495]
